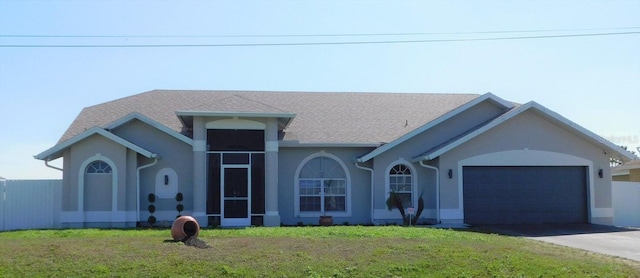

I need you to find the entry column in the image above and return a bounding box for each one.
[192,117,207,226]
[264,118,280,226]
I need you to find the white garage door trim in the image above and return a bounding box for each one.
[456,149,602,222]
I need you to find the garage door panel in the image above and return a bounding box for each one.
[463,166,587,225]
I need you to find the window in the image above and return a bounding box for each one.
[389,164,412,208]
[296,154,349,215]
[86,160,112,174]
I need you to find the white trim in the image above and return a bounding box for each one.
[104,112,193,146]
[414,101,635,162]
[458,150,597,223]
[78,154,118,220]
[193,140,206,152]
[206,119,266,130]
[293,152,352,217]
[265,141,279,152]
[35,127,157,160]
[591,208,613,218]
[358,93,514,163]
[384,158,419,209]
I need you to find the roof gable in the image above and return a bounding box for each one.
[105,112,193,146]
[35,127,157,161]
[412,101,635,162]
[357,93,515,162]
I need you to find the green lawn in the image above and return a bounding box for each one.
[0,226,638,277]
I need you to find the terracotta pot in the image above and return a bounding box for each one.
[171,216,200,241]
[319,215,333,226]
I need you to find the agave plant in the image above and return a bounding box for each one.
[386,191,424,225]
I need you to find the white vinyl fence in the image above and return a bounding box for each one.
[612,181,640,228]
[0,179,62,231]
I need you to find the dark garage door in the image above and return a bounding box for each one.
[463,166,587,225]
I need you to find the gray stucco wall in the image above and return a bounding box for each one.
[64,134,127,211]
[112,119,193,222]
[439,110,612,218]
[278,147,373,225]
[369,99,506,218]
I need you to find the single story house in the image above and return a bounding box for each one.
[612,160,640,182]
[35,90,634,228]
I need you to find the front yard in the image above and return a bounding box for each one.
[0,226,638,277]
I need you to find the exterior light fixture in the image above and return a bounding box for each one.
[164,175,169,185]
[448,169,453,179]
[598,169,603,179]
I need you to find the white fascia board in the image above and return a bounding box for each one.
[357,93,514,162]
[105,112,193,146]
[175,110,296,119]
[412,101,636,162]
[279,141,381,148]
[35,127,156,161]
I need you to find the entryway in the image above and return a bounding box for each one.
[221,167,250,226]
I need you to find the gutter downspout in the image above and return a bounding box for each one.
[136,156,158,222]
[419,160,440,224]
[355,161,379,225]
[44,159,63,172]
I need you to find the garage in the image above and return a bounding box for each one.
[463,166,588,225]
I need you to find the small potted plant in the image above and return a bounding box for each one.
[319,212,333,226]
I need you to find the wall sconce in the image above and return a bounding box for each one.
[164,175,169,185]
[598,169,603,179]
[448,169,453,179]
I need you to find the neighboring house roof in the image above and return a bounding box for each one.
[411,101,635,162]
[58,90,480,145]
[612,159,640,175]
[35,127,157,161]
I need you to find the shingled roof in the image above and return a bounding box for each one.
[60,90,480,145]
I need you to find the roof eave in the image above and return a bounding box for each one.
[411,101,636,162]
[357,92,514,162]
[280,141,382,148]
[35,127,157,161]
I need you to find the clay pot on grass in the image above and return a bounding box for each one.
[171,216,200,241]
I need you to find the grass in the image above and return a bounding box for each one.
[0,226,638,277]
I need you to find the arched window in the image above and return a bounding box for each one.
[388,164,413,208]
[295,153,350,215]
[86,160,112,174]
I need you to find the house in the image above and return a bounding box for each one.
[612,160,640,182]
[35,90,634,228]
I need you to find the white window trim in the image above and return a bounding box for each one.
[294,152,352,217]
[385,158,418,209]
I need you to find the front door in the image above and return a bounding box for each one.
[221,166,251,226]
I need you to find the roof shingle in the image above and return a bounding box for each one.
[59,90,480,145]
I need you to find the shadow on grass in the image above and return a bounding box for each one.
[163,237,211,249]
[462,223,639,237]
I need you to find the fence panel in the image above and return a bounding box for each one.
[612,181,640,228]
[1,180,62,231]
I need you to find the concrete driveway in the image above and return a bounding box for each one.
[478,224,640,262]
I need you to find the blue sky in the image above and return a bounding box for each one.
[1,0,639,179]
